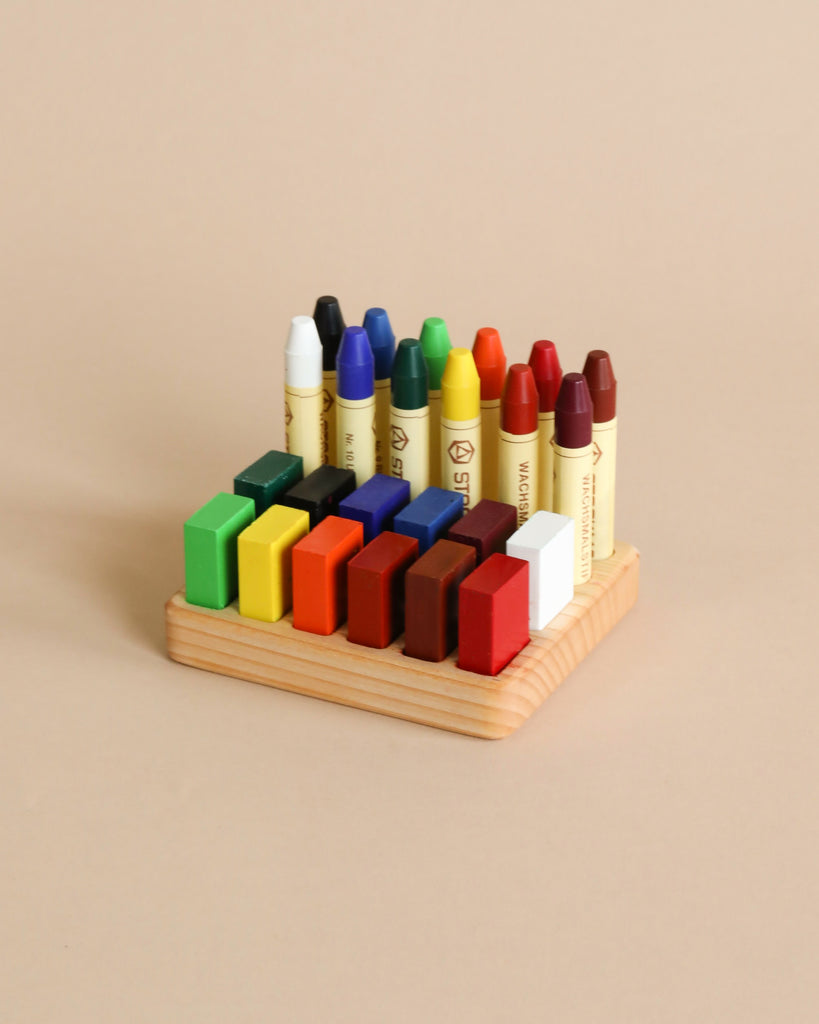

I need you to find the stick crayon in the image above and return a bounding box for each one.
[362,307,396,477]
[419,317,452,487]
[440,348,481,511]
[472,327,506,501]
[389,338,429,499]
[583,349,617,559]
[313,296,346,465]
[498,364,539,527]
[528,340,562,512]
[335,326,375,483]
[553,373,593,584]
[284,315,323,475]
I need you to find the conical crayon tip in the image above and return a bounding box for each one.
[419,317,452,391]
[501,364,539,434]
[528,340,563,413]
[362,307,396,381]
[336,326,374,400]
[472,327,507,401]
[391,338,428,410]
[582,349,617,422]
[313,296,346,371]
[441,348,480,420]
[285,315,322,388]
[554,372,593,448]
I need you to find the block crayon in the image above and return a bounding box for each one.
[553,373,594,584]
[284,315,323,475]
[346,531,419,648]
[363,307,396,477]
[292,515,363,635]
[392,485,464,554]
[389,338,429,500]
[498,364,539,527]
[404,539,476,662]
[338,473,411,544]
[279,464,356,529]
[472,327,506,501]
[583,349,617,560]
[313,296,345,464]
[234,450,303,516]
[458,553,530,676]
[336,326,375,482]
[237,504,310,622]
[184,492,255,609]
[506,510,574,630]
[440,348,482,511]
[419,317,451,486]
[446,498,517,564]
[528,340,562,512]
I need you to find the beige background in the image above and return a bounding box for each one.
[2,1,817,1021]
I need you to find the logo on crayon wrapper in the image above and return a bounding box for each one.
[284,402,293,426]
[390,426,409,451]
[322,390,334,414]
[447,440,475,465]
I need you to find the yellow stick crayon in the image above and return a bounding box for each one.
[440,348,482,512]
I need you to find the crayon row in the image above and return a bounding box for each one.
[184,453,578,676]
[285,296,617,586]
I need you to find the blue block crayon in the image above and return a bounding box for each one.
[338,473,411,545]
[391,486,464,555]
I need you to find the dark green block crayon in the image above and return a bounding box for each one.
[234,450,303,515]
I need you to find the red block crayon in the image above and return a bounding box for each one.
[458,553,530,676]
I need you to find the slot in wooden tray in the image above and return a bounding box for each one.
[165,542,639,739]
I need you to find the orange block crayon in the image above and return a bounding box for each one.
[292,515,364,635]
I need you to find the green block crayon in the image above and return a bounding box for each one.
[184,492,255,608]
[234,450,303,515]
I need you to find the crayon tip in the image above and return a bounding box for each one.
[554,372,593,448]
[391,338,428,410]
[528,340,563,413]
[362,307,396,381]
[582,350,617,422]
[419,317,452,391]
[313,296,346,371]
[285,315,322,388]
[472,327,507,401]
[336,326,374,400]
[441,348,480,421]
[501,364,539,434]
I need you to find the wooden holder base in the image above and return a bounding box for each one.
[165,542,639,739]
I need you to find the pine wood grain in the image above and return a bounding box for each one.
[165,542,639,739]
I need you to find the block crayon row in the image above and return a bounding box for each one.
[184,451,578,676]
[285,296,617,586]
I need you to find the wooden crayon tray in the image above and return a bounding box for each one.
[165,542,638,739]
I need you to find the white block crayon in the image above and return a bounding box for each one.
[506,510,574,631]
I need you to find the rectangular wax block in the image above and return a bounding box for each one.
[446,498,517,564]
[338,473,411,544]
[292,516,363,635]
[404,539,476,662]
[279,464,356,529]
[234,449,303,515]
[392,486,464,555]
[346,531,419,649]
[458,553,530,675]
[184,492,255,609]
[506,510,574,630]
[237,504,310,622]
